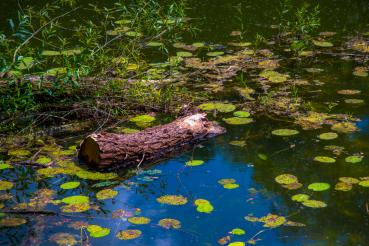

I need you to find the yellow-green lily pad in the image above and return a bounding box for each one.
[87,225,111,238]
[60,181,80,190]
[185,160,204,166]
[116,229,142,240]
[156,195,188,205]
[275,174,298,185]
[314,156,336,163]
[128,216,151,224]
[291,194,310,202]
[194,199,214,213]
[345,155,363,164]
[96,189,118,200]
[272,129,299,136]
[302,200,327,208]
[318,132,338,140]
[223,117,253,125]
[308,182,330,191]
[158,218,181,229]
[62,195,89,204]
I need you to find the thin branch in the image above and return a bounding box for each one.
[13,6,81,62]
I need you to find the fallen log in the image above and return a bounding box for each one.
[78,113,226,168]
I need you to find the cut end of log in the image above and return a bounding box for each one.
[78,113,225,168]
[78,136,101,166]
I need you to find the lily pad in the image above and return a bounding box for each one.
[345,155,363,164]
[194,199,214,213]
[96,189,118,200]
[206,51,224,57]
[176,51,193,57]
[116,229,142,240]
[158,218,181,229]
[223,117,253,125]
[339,177,359,184]
[128,216,151,224]
[308,182,330,191]
[198,102,236,113]
[60,181,80,190]
[223,183,240,189]
[228,242,245,246]
[233,111,250,118]
[218,178,236,185]
[0,163,11,170]
[185,160,204,166]
[318,132,338,140]
[8,149,31,157]
[302,200,327,208]
[358,180,369,187]
[230,228,245,235]
[282,182,303,190]
[61,203,90,213]
[344,99,364,104]
[313,40,333,47]
[0,217,26,227]
[49,233,77,246]
[62,195,89,204]
[36,156,52,165]
[331,122,358,133]
[259,214,286,228]
[272,129,299,136]
[130,115,156,123]
[0,181,14,191]
[335,182,352,191]
[156,195,188,205]
[260,70,288,83]
[291,194,310,202]
[87,225,111,238]
[337,89,361,95]
[275,174,298,185]
[146,41,164,47]
[314,156,336,163]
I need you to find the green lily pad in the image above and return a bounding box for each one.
[318,132,338,140]
[198,102,236,113]
[176,51,193,57]
[0,217,26,227]
[358,180,369,187]
[302,200,327,208]
[230,228,245,235]
[0,181,14,191]
[158,218,181,229]
[185,160,204,166]
[8,149,31,157]
[345,155,363,163]
[282,182,303,190]
[291,194,310,202]
[129,115,156,123]
[337,89,361,95]
[314,156,336,163]
[194,199,214,213]
[36,156,52,165]
[96,189,118,200]
[308,182,330,191]
[206,51,224,57]
[228,242,245,246]
[260,70,288,83]
[125,31,142,37]
[60,181,80,190]
[116,229,142,240]
[275,174,298,185]
[233,111,250,118]
[156,195,188,205]
[258,153,268,160]
[87,225,111,238]
[223,183,240,189]
[128,216,151,224]
[313,40,333,47]
[62,195,89,204]
[223,117,253,125]
[272,129,299,136]
[0,163,12,170]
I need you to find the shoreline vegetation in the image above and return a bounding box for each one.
[0,0,367,141]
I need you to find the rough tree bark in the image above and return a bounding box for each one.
[78,113,225,168]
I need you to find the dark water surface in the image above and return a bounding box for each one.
[1,0,369,245]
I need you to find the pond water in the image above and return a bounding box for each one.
[1,0,369,245]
